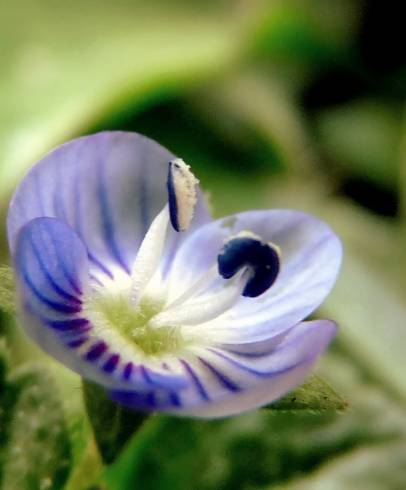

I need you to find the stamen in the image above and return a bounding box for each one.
[167,159,199,232]
[165,265,219,310]
[150,270,249,328]
[218,231,281,298]
[131,205,170,303]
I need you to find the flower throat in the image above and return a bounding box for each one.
[87,294,185,356]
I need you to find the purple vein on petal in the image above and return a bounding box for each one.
[85,341,108,361]
[103,353,120,373]
[140,365,169,388]
[198,356,241,393]
[180,360,210,401]
[67,337,89,348]
[88,254,114,280]
[219,343,281,359]
[89,273,105,287]
[218,349,274,359]
[123,361,134,381]
[71,146,114,281]
[206,348,301,378]
[47,318,91,332]
[96,156,131,275]
[140,365,188,390]
[22,270,82,314]
[138,165,150,237]
[169,392,181,407]
[48,218,84,296]
[29,234,82,304]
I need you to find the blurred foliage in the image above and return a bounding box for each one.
[0,363,71,490]
[317,99,401,190]
[103,347,406,490]
[1,0,405,489]
[273,441,406,490]
[0,266,15,315]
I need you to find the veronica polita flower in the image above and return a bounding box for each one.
[8,132,342,418]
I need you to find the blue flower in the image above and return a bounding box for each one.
[8,132,342,418]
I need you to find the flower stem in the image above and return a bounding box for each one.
[82,380,150,464]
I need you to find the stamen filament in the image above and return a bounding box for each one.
[150,269,250,328]
[166,264,219,310]
[130,205,170,304]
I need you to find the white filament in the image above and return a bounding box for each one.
[130,205,170,304]
[150,270,249,328]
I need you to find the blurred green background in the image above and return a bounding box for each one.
[1,1,405,489]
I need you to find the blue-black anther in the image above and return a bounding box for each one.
[218,236,280,298]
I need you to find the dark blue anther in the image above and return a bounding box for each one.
[218,236,280,298]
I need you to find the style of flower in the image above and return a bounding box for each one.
[8,132,342,418]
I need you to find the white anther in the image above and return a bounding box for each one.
[167,159,199,232]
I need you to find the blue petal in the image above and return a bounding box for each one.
[167,209,342,343]
[14,217,92,367]
[13,217,188,393]
[14,217,88,320]
[108,320,336,416]
[109,388,182,411]
[174,319,336,417]
[8,132,210,284]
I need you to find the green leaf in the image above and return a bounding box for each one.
[0,364,71,490]
[83,380,149,464]
[0,265,15,314]
[265,375,348,412]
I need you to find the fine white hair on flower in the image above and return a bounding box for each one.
[8,131,342,418]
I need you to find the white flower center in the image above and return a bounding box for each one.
[85,293,187,356]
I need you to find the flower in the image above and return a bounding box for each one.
[8,131,342,418]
